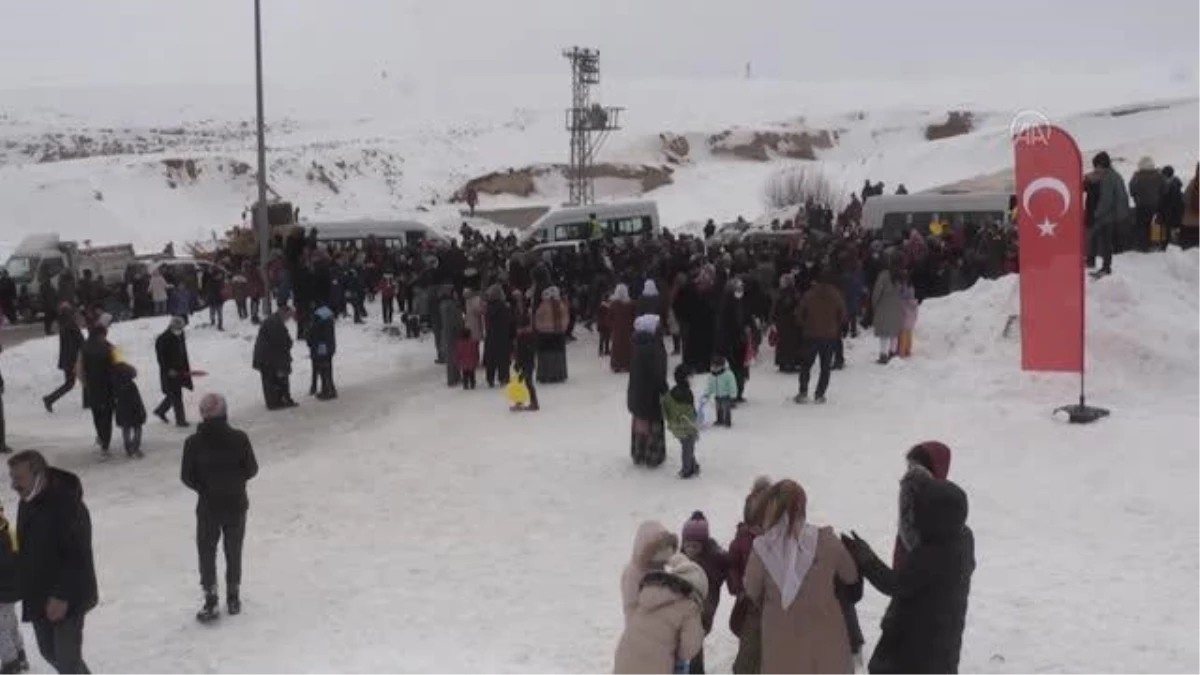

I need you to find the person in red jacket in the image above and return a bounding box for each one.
[726,476,771,674]
[893,441,952,569]
[454,328,480,390]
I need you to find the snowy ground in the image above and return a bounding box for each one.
[0,251,1196,673]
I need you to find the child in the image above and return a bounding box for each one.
[112,361,147,458]
[680,512,729,675]
[455,327,480,390]
[596,292,612,357]
[898,281,918,358]
[399,312,418,339]
[512,317,539,411]
[0,506,25,674]
[661,364,700,479]
[308,306,338,400]
[703,356,738,428]
[379,274,397,325]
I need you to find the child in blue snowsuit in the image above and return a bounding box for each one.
[703,356,738,427]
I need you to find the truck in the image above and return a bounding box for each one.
[3,234,138,317]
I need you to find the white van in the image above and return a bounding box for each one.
[862,193,1012,240]
[311,219,450,248]
[526,200,660,244]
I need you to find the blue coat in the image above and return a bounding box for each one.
[705,367,738,399]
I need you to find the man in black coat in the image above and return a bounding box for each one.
[42,305,84,413]
[153,316,193,427]
[79,322,115,455]
[482,285,513,388]
[252,305,296,410]
[182,394,259,621]
[843,479,975,674]
[8,451,97,674]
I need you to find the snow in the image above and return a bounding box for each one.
[0,70,1195,249]
[0,250,1195,672]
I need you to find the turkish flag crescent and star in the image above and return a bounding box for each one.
[1013,124,1085,372]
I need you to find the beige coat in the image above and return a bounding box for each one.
[621,521,679,618]
[534,298,569,335]
[464,291,485,341]
[744,525,858,674]
[613,579,705,674]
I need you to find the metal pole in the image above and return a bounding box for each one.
[254,0,272,314]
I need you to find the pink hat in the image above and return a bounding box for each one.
[682,511,709,542]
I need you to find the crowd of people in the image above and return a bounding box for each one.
[0,155,1195,673]
[615,448,974,674]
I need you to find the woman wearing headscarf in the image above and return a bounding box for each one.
[608,284,635,373]
[744,480,859,674]
[627,314,668,467]
[533,286,570,383]
[772,273,801,373]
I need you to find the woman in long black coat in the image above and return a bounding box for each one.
[772,275,801,373]
[626,315,668,467]
[482,284,514,387]
[715,279,753,401]
[677,273,719,373]
[842,479,975,674]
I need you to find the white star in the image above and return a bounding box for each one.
[1036,218,1058,237]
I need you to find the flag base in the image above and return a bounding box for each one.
[1054,403,1110,424]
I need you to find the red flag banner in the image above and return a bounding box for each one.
[1013,125,1085,372]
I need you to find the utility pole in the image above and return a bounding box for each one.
[254,0,272,314]
[562,47,622,206]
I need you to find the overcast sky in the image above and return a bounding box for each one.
[0,0,1196,88]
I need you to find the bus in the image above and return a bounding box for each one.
[862,193,1012,241]
[526,200,660,244]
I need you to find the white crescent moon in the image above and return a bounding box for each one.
[1022,176,1071,217]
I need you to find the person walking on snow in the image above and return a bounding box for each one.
[702,356,737,428]
[148,270,169,317]
[306,306,337,400]
[660,364,700,479]
[794,268,846,404]
[182,394,259,622]
[0,504,26,674]
[252,305,296,410]
[1088,150,1130,276]
[42,305,85,414]
[8,451,97,675]
[627,314,668,468]
[153,316,193,427]
[112,362,147,459]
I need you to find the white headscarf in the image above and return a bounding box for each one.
[633,314,660,334]
[611,284,630,303]
[642,279,659,297]
[752,516,819,610]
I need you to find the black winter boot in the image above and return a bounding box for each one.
[227,587,242,616]
[197,588,220,622]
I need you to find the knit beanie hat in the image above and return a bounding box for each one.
[682,510,709,542]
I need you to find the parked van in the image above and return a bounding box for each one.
[310,219,450,248]
[862,192,1012,240]
[526,200,660,244]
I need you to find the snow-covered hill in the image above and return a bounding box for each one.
[0,68,1196,250]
